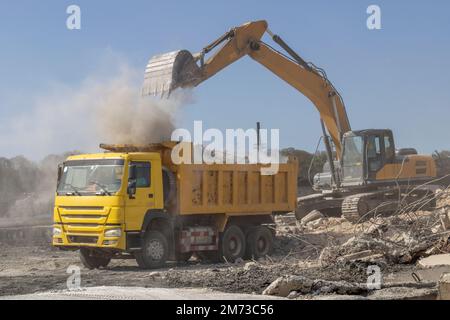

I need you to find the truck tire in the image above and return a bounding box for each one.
[135,230,168,269]
[245,226,273,259]
[79,248,111,269]
[219,225,246,263]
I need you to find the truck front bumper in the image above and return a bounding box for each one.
[52,224,126,250]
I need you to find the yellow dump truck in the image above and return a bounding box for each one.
[52,142,298,269]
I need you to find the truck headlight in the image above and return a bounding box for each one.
[53,227,62,236]
[104,228,121,237]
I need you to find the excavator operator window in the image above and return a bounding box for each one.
[367,135,382,173]
[341,135,364,184]
[384,135,395,163]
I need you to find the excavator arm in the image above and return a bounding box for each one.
[247,41,350,157]
[142,20,350,158]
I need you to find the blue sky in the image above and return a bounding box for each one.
[0,0,449,159]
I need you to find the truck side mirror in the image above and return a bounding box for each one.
[57,164,63,188]
[127,164,138,198]
[127,180,137,198]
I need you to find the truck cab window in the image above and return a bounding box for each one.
[131,162,151,188]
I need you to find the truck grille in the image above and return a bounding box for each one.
[68,235,98,244]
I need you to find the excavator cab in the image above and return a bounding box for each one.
[341,129,399,187]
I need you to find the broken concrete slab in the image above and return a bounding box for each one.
[418,254,450,268]
[306,218,324,229]
[300,210,324,225]
[367,287,438,300]
[337,250,374,262]
[439,273,450,300]
[262,275,314,297]
[263,275,367,297]
[306,294,368,300]
[243,262,258,272]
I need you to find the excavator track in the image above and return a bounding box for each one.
[341,187,438,223]
[341,193,374,223]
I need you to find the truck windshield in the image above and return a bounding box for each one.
[57,159,124,195]
[342,135,364,183]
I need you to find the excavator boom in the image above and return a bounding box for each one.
[142,20,350,157]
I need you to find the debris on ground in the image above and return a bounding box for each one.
[418,254,450,269]
[319,193,450,268]
[300,210,324,227]
[1,187,449,299]
[439,272,450,299]
[262,274,437,299]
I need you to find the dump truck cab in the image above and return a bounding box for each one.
[53,152,165,265]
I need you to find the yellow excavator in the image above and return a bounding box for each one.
[142,20,437,222]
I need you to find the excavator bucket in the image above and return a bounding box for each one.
[142,50,203,97]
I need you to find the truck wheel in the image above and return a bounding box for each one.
[219,225,246,263]
[246,226,273,259]
[135,230,168,269]
[79,248,111,269]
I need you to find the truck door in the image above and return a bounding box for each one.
[125,161,156,231]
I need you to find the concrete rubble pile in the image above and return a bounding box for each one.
[262,274,438,299]
[319,190,450,267]
[262,189,450,299]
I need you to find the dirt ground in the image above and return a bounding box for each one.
[1,189,449,299]
[0,216,444,298]
[0,216,367,297]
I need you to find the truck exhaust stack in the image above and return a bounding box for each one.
[142,50,202,97]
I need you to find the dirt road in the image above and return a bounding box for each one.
[1,192,449,300]
[0,286,284,300]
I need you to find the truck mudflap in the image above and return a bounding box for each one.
[179,227,218,253]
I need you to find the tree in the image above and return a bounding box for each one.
[281,148,328,185]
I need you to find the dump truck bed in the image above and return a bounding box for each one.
[100,142,298,215]
[176,162,298,215]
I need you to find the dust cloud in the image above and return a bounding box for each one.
[0,64,191,160]
[0,153,77,225]
[0,63,192,224]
